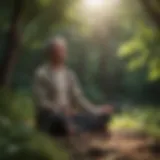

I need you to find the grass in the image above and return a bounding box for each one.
[109,106,160,137]
[0,90,159,159]
[0,90,70,160]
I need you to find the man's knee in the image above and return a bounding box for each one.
[98,114,111,125]
[49,116,68,137]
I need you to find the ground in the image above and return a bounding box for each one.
[87,130,160,160]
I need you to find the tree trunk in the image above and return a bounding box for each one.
[140,0,160,29]
[0,0,23,88]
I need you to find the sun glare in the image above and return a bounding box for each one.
[84,0,104,9]
[81,0,120,26]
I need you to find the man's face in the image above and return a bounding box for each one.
[50,42,67,63]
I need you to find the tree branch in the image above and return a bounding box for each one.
[140,0,160,29]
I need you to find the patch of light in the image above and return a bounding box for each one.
[84,0,104,9]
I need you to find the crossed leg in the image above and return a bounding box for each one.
[36,109,112,160]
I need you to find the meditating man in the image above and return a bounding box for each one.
[32,36,113,138]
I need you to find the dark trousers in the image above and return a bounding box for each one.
[36,109,111,137]
[71,113,111,133]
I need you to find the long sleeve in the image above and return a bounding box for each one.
[32,69,53,110]
[70,71,100,114]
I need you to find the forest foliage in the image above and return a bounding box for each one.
[0,0,159,159]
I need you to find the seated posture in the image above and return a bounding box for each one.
[32,36,113,138]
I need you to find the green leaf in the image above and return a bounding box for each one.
[148,58,160,81]
[127,52,149,71]
[118,38,146,57]
[38,0,53,7]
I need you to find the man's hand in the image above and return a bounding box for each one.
[46,106,55,113]
[61,106,77,117]
[99,105,114,115]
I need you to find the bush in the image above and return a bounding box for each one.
[110,106,160,137]
[0,89,70,160]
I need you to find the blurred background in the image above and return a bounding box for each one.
[0,0,159,160]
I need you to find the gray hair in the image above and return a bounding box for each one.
[45,36,67,52]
